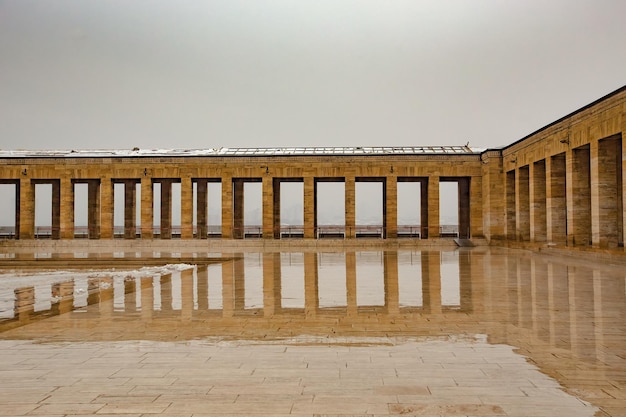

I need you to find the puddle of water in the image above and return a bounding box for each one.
[0,247,625,415]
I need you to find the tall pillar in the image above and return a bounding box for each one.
[592,137,622,248]
[272,179,281,239]
[516,166,530,241]
[547,154,566,244]
[196,179,208,239]
[458,177,471,239]
[421,251,441,314]
[383,251,399,315]
[181,176,193,240]
[427,176,439,238]
[420,178,429,238]
[160,180,172,239]
[469,176,483,238]
[87,180,100,239]
[530,160,547,242]
[100,178,113,239]
[567,146,591,246]
[232,179,244,239]
[124,181,136,239]
[262,176,275,239]
[304,177,315,238]
[51,180,61,240]
[59,177,73,239]
[345,177,355,238]
[221,177,233,239]
[140,177,153,239]
[384,176,397,238]
[505,170,516,240]
[304,252,319,317]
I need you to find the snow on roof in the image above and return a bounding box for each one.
[0,146,484,158]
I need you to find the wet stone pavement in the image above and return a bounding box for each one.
[0,247,624,416]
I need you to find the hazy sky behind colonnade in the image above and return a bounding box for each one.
[0,1,625,152]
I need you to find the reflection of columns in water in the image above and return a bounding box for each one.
[233,255,246,312]
[124,278,137,312]
[181,268,194,321]
[87,279,101,308]
[99,278,114,319]
[304,252,319,317]
[593,270,605,365]
[140,277,153,321]
[346,252,357,315]
[196,266,209,310]
[518,257,532,328]
[383,251,399,315]
[550,263,571,350]
[458,250,473,312]
[532,259,550,342]
[55,281,75,316]
[421,251,441,314]
[263,253,281,316]
[569,266,596,361]
[505,256,518,325]
[160,273,173,312]
[221,258,236,317]
[14,286,34,322]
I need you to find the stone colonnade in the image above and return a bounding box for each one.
[0,156,482,240]
[501,86,626,248]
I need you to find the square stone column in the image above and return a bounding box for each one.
[384,176,397,238]
[458,177,471,239]
[427,176,439,238]
[567,146,591,246]
[591,137,622,248]
[469,176,483,238]
[123,181,136,239]
[181,176,193,240]
[344,177,355,238]
[420,178,429,238]
[140,177,153,239]
[546,154,566,244]
[221,177,233,239]
[18,178,34,239]
[195,179,208,239]
[160,180,172,239]
[262,176,275,239]
[530,160,547,242]
[515,166,530,241]
[303,177,315,239]
[51,180,61,240]
[59,177,73,239]
[505,170,516,240]
[100,178,113,239]
[232,179,244,239]
[87,180,101,239]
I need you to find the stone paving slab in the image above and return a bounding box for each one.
[0,335,599,417]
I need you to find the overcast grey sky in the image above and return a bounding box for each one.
[1,0,625,151]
